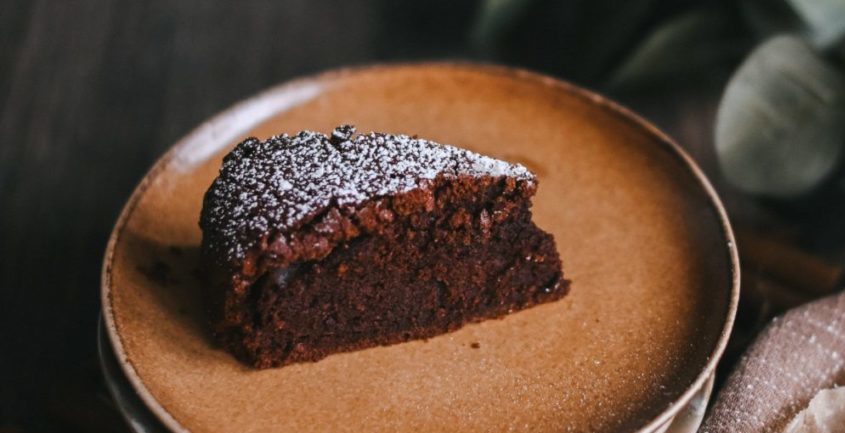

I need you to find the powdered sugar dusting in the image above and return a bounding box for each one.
[200,125,533,262]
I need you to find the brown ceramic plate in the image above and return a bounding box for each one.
[101,63,739,433]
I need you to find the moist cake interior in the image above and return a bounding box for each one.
[231,175,565,367]
[200,127,566,368]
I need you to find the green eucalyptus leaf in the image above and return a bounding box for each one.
[470,0,662,83]
[470,0,536,53]
[787,0,845,48]
[608,7,746,89]
[740,0,805,40]
[741,0,845,49]
[716,35,845,198]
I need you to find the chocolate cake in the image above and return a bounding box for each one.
[199,125,568,368]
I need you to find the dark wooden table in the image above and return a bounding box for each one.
[3,1,842,432]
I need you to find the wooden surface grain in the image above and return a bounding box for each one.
[0,2,385,430]
[2,1,841,432]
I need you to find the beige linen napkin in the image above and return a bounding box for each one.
[783,386,845,433]
[700,290,845,433]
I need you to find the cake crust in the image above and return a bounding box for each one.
[201,125,532,265]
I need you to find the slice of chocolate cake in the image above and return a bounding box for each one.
[199,125,568,368]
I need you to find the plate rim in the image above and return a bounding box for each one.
[100,61,741,433]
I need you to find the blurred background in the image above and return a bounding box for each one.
[2,0,844,431]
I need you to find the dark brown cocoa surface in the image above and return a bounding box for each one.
[200,130,566,368]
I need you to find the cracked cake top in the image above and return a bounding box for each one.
[200,125,534,263]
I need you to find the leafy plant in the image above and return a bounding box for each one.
[715,0,845,198]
